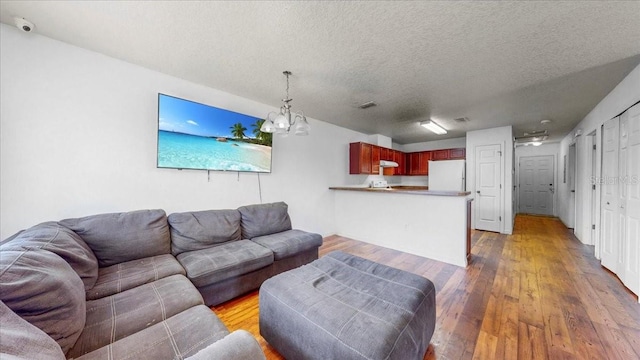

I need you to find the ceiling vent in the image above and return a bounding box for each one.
[358,101,377,109]
[453,117,470,123]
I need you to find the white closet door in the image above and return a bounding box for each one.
[624,103,640,296]
[601,117,619,272]
[618,113,628,276]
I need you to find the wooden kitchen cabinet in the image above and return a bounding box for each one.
[371,145,381,174]
[393,150,405,175]
[430,147,466,161]
[431,149,450,161]
[407,152,419,175]
[419,151,431,175]
[380,147,392,161]
[349,142,372,174]
[407,151,430,175]
[349,143,466,177]
[450,148,466,159]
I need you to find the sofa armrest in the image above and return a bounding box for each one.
[185,330,266,360]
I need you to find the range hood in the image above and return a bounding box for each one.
[379,160,399,168]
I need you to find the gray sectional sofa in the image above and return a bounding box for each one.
[0,202,322,360]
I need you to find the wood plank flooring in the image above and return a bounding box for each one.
[212,215,640,359]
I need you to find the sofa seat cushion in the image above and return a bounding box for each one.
[68,275,203,358]
[168,209,242,256]
[186,330,266,360]
[1,222,99,291]
[60,209,171,267]
[177,240,273,287]
[76,305,228,360]
[0,249,85,355]
[86,254,185,300]
[238,202,292,239]
[251,230,323,260]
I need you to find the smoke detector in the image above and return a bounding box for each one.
[453,117,470,123]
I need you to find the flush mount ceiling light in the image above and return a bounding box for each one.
[420,120,447,135]
[540,119,552,125]
[358,101,377,109]
[260,71,310,136]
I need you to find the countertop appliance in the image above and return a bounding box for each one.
[371,180,389,188]
[428,159,465,191]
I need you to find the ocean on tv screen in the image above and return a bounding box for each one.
[157,131,272,172]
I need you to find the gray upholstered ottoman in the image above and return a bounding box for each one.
[259,251,436,360]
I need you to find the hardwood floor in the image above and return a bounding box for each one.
[212,215,640,359]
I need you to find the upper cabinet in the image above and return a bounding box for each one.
[432,148,466,161]
[349,142,372,174]
[392,150,405,175]
[450,148,466,160]
[349,142,465,176]
[431,149,450,161]
[407,151,431,175]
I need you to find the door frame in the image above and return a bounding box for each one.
[580,131,598,246]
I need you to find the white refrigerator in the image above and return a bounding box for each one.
[428,160,466,191]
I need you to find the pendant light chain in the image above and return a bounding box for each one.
[285,71,291,101]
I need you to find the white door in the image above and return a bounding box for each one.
[601,117,619,272]
[567,143,577,229]
[623,103,640,296]
[475,144,502,232]
[518,155,554,215]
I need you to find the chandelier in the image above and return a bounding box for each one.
[260,71,310,136]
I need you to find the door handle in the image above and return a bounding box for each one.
[476,191,480,194]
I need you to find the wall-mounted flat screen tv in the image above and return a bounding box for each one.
[157,94,272,173]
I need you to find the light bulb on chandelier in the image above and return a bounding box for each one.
[260,71,310,136]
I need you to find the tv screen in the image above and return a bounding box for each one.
[157,94,272,172]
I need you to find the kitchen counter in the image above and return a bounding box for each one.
[329,186,470,197]
[331,186,472,267]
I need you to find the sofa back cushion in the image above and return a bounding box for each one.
[1,222,98,291]
[0,300,65,360]
[59,209,171,267]
[238,202,292,239]
[168,209,242,255]
[0,249,86,355]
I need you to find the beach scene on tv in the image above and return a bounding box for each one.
[157,94,272,172]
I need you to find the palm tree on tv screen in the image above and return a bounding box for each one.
[230,123,247,139]
[251,119,272,147]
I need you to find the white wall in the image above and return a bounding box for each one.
[514,143,560,216]
[466,126,514,234]
[557,63,640,245]
[0,24,372,239]
[398,137,466,152]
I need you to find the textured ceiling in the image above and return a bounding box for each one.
[1,1,639,144]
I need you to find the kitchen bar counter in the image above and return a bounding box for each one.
[329,186,470,197]
[330,186,472,267]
